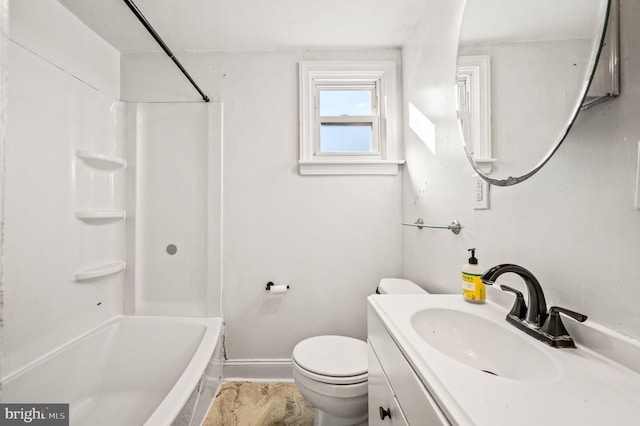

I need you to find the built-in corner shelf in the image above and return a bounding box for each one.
[76,210,126,222]
[76,150,126,171]
[75,261,126,282]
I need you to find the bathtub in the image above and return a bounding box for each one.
[1,316,223,426]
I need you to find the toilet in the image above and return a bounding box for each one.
[291,278,427,426]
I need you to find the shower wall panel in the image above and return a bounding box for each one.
[4,42,124,376]
[132,103,221,317]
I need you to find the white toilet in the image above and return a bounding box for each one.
[291,278,427,426]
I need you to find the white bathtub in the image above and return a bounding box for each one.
[1,316,223,426]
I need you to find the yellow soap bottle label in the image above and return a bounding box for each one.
[462,272,485,302]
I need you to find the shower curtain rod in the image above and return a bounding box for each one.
[122,0,210,102]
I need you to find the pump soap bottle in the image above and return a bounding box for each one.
[462,248,485,303]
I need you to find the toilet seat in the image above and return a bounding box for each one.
[292,358,368,385]
[292,335,367,385]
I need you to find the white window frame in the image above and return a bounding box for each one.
[456,55,496,173]
[299,61,402,175]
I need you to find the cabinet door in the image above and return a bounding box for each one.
[368,306,451,425]
[368,345,409,426]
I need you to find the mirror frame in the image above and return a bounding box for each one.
[459,0,617,186]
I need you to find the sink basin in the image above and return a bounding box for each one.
[411,308,559,381]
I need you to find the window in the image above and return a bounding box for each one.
[456,55,495,173]
[318,89,375,154]
[299,61,402,175]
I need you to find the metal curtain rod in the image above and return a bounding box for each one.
[122,0,210,102]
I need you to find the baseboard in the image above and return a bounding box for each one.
[223,358,294,382]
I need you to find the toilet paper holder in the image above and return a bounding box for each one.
[266,281,290,291]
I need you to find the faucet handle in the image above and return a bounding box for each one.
[500,284,527,320]
[549,306,587,323]
[541,306,588,342]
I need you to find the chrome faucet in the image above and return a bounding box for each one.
[481,264,587,348]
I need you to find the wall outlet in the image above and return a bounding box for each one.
[474,176,489,210]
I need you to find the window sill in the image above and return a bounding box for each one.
[474,158,497,174]
[299,160,405,175]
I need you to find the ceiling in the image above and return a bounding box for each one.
[57,0,429,53]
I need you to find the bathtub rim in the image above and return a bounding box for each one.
[144,316,223,426]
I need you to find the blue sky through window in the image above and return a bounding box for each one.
[319,90,371,116]
[320,124,372,152]
[319,90,373,152]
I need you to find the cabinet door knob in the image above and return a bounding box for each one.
[379,406,392,420]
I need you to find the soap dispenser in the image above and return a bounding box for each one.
[462,248,485,303]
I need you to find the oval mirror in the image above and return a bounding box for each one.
[456,0,612,185]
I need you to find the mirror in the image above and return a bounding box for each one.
[456,0,612,186]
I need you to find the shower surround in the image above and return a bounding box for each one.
[2,2,224,422]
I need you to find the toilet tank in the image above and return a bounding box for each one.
[377,278,428,295]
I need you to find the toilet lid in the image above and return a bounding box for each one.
[293,335,367,377]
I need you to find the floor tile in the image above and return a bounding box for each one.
[204,381,315,426]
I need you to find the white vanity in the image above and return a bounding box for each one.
[368,303,450,425]
[367,294,640,425]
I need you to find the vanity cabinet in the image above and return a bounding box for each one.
[368,305,450,426]
[368,294,640,425]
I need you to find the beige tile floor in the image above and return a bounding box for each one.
[204,381,315,426]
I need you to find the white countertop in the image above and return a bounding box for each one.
[368,294,640,426]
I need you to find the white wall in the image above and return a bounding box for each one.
[3,0,122,376]
[121,49,404,362]
[402,0,640,340]
[10,0,119,99]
